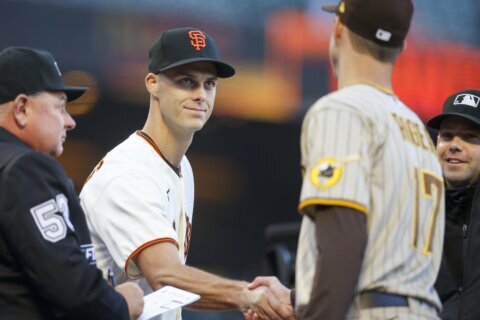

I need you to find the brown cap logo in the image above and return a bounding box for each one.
[189,30,207,51]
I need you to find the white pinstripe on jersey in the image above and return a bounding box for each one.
[296,83,445,313]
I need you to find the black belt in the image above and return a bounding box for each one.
[359,291,409,309]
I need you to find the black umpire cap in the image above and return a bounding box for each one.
[427,89,480,129]
[0,47,87,104]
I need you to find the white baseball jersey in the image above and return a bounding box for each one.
[296,83,445,313]
[80,131,194,320]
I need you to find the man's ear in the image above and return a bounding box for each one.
[145,73,159,97]
[333,16,344,41]
[12,94,29,128]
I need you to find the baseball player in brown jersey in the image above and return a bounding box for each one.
[294,0,445,319]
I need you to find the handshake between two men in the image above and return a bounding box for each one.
[242,276,295,320]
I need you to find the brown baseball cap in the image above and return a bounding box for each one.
[148,27,235,78]
[322,0,414,48]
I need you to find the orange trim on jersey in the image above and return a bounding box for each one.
[84,157,106,184]
[136,130,182,177]
[124,237,179,279]
[298,198,367,215]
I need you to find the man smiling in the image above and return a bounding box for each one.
[80,27,294,320]
[427,89,480,319]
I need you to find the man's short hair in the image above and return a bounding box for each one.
[347,28,403,63]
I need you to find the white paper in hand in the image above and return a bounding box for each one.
[138,286,200,320]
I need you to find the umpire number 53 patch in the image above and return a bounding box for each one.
[30,194,75,243]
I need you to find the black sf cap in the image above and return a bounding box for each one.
[427,89,480,129]
[323,0,414,48]
[148,27,235,78]
[0,47,87,104]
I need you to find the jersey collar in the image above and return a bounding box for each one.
[136,130,182,177]
[346,81,395,96]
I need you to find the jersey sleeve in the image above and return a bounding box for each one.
[86,172,179,279]
[299,101,378,215]
[0,152,128,319]
[295,206,367,319]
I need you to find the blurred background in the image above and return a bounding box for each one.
[1,0,479,318]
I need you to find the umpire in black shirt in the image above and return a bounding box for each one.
[427,89,480,320]
[0,47,143,319]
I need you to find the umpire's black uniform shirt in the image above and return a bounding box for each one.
[0,127,129,319]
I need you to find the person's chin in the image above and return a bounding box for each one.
[186,119,207,131]
[445,175,469,188]
[51,146,64,158]
[192,124,205,132]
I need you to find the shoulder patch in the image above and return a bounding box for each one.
[309,154,360,190]
[309,157,343,190]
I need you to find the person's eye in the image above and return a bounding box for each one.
[438,132,452,141]
[204,80,216,89]
[466,134,480,143]
[179,78,194,85]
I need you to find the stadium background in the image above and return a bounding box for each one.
[1,0,479,318]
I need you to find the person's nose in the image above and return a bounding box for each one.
[192,85,207,103]
[449,136,462,152]
[65,112,76,131]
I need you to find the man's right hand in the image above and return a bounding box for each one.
[241,278,295,320]
[115,282,144,319]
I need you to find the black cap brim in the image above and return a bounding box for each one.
[321,4,338,13]
[427,113,480,130]
[156,57,235,78]
[47,85,88,102]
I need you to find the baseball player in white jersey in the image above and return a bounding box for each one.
[294,0,445,319]
[80,130,195,294]
[80,27,294,320]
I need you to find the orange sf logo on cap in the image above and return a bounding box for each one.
[189,30,207,51]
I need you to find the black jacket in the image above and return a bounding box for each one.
[436,183,480,320]
[0,128,129,319]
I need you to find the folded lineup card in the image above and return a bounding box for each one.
[138,286,201,320]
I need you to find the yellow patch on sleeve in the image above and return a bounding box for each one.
[309,157,343,190]
[308,154,360,190]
